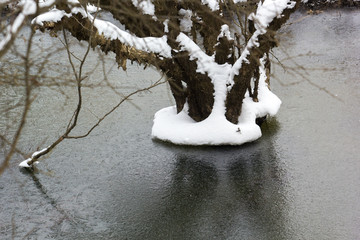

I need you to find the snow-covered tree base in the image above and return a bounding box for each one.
[152,70,281,146]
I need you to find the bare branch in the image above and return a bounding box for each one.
[66,77,166,139]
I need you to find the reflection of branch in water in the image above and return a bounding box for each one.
[133,130,287,239]
[21,168,80,229]
[270,49,343,102]
[0,135,26,158]
[135,155,218,239]
[228,139,288,239]
[2,166,82,239]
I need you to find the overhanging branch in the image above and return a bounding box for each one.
[32,6,171,70]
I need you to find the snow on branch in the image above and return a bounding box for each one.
[19,147,49,168]
[217,25,233,41]
[32,2,172,58]
[201,0,220,11]
[231,0,297,77]
[249,0,297,33]
[92,18,171,58]
[131,0,155,16]
[176,33,214,74]
[0,0,56,58]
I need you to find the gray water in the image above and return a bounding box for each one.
[1,10,360,240]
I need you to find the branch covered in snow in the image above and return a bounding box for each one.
[31,1,172,69]
[19,147,48,168]
[0,0,58,58]
[231,0,298,77]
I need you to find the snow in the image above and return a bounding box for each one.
[93,18,172,58]
[176,33,214,74]
[201,0,220,11]
[86,4,100,13]
[0,0,57,53]
[18,147,48,168]
[217,25,233,41]
[31,2,172,58]
[231,0,296,78]
[249,0,296,33]
[163,19,169,33]
[32,9,71,26]
[132,0,155,16]
[19,158,33,168]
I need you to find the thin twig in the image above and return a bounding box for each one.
[66,77,166,139]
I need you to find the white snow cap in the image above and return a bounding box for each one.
[201,0,220,11]
[19,147,48,168]
[249,0,296,33]
[132,0,155,16]
[217,24,233,41]
[86,4,101,13]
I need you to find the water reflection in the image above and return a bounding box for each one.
[111,120,290,239]
[228,141,288,239]
[169,155,218,206]
[143,155,219,239]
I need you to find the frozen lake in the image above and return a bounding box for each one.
[1,9,360,239]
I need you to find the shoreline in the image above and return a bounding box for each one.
[301,0,360,10]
